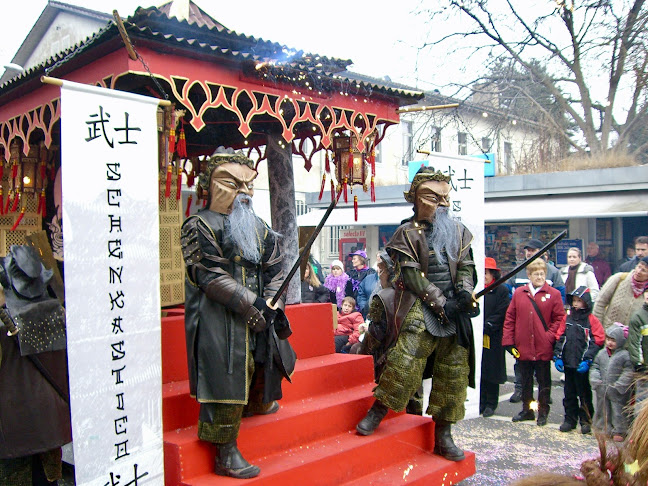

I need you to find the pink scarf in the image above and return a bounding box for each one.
[630,273,647,297]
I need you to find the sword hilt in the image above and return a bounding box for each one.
[0,307,18,336]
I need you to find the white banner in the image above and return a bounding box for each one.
[60,80,163,485]
[410,155,485,419]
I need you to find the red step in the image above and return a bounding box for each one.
[162,303,475,485]
[344,450,476,486]
[161,303,337,384]
[184,414,474,486]
[163,354,376,432]
[164,382,385,482]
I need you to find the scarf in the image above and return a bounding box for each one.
[630,273,647,297]
[324,273,351,308]
[565,264,579,294]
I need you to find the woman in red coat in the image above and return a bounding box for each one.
[503,259,565,426]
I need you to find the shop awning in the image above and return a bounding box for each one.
[485,192,648,222]
[298,192,648,227]
[297,205,413,227]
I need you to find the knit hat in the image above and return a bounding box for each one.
[330,260,344,271]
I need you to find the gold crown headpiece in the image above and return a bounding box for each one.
[404,166,451,203]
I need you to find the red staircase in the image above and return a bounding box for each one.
[162,303,475,485]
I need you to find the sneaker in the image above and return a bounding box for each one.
[581,424,591,435]
[509,390,522,403]
[559,422,576,432]
[483,407,495,418]
[512,410,535,422]
[537,415,547,426]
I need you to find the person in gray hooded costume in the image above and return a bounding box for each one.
[589,323,634,441]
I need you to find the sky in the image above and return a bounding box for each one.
[0,0,447,90]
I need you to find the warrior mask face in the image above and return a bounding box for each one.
[208,162,257,214]
[415,180,451,223]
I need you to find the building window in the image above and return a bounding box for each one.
[457,132,467,155]
[481,137,491,152]
[402,121,414,165]
[431,126,442,152]
[295,199,308,217]
[328,226,350,258]
[504,141,513,173]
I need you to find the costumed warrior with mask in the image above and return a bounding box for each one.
[355,166,478,462]
[181,148,295,479]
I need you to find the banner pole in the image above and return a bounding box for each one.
[40,76,172,106]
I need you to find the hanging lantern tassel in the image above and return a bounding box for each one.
[325,150,330,173]
[185,194,193,217]
[176,169,183,200]
[343,176,348,203]
[168,128,176,156]
[371,176,376,202]
[0,188,4,216]
[40,161,47,182]
[318,173,326,201]
[11,160,18,182]
[164,163,173,198]
[0,163,3,181]
[10,207,25,231]
[177,128,187,158]
[11,192,20,213]
[187,165,196,188]
[4,192,11,215]
[330,180,335,202]
[37,189,45,216]
[354,195,358,221]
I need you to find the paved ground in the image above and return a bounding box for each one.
[455,354,602,485]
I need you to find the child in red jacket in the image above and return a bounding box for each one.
[334,296,364,353]
[553,286,605,434]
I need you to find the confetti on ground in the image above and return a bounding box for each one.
[454,416,601,485]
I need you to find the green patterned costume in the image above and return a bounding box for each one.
[372,218,476,422]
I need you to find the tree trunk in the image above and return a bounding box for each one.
[266,135,300,304]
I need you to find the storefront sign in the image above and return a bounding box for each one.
[557,239,583,266]
[60,80,163,485]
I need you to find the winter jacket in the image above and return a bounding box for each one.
[482,283,510,384]
[503,283,565,361]
[590,326,634,402]
[560,262,600,301]
[300,280,330,304]
[585,255,611,287]
[628,303,648,369]
[335,311,364,345]
[593,271,645,329]
[357,271,379,317]
[554,289,605,369]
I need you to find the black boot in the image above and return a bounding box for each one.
[433,419,465,461]
[356,400,389,436]
[215,441,260,479]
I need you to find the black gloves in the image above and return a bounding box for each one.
[254,297,277,323]
[443,299,460,320]
[457,290,473,310]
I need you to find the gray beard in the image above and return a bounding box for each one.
[225,195,261,264]
[427,207,459,264]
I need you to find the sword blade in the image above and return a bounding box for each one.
[475,230,567,300]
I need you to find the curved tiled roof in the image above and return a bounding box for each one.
[0,4,422,104]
